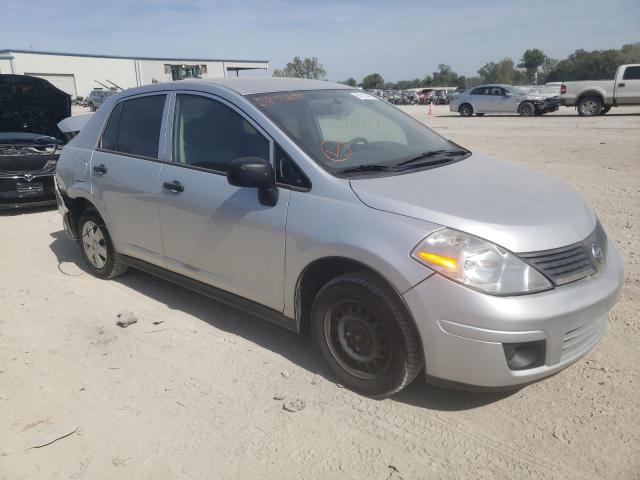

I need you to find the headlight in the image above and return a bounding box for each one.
[411,228,552,295]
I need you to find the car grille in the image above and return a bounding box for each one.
[518,223,607,286]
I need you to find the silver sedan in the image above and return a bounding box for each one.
[450,84,559,116]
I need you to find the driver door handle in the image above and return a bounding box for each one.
[163,181,184,193]
[93,164,107,175]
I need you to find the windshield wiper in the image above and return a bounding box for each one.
[335,164,398,175]
[397,149,469,167]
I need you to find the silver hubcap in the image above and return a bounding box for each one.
[581,100,598,115]
[82,220,108,269]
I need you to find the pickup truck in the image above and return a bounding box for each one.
[559,64,640,116]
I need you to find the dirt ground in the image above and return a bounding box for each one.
[1,105,639,480]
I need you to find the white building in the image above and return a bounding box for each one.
[0,49,269,99]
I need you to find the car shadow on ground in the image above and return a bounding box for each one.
[48,229,517,411]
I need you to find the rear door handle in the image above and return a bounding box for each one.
[163,181,184,193]
[93,164,107,175]
[618,83,625,87]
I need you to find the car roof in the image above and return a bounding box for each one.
[125,77,352,96]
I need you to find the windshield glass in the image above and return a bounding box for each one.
[248,90,460,174]
[510,86,530,95]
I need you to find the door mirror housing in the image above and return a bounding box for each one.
[227,157,278,206]
[504,91,513,97]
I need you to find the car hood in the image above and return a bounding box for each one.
[349,154,595,253]
[0,74,71,141]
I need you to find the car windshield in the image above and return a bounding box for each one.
[509,86,530,95]
[248,89,461,174]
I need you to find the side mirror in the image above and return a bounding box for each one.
[504,91,512,97]
[227,157,278,206]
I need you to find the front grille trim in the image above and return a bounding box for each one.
[518,224,606,287]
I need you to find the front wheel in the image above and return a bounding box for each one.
[518,102,535,117]
[577,96,603,116]
[311,272,423,398]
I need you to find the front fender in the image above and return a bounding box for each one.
[283,190,438,318]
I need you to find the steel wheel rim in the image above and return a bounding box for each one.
[82,220,107,269]
[323,300,391,380]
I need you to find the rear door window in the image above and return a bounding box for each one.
[100,95,166,158]
[470,87,488,95]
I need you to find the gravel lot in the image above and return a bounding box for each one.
[1,105,638,479]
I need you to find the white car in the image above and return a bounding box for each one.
[450,84,559,117]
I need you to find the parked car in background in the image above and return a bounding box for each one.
[450,84,558,117]
[55,78,622,398]
[559,64,640,116]
[86,88,115,111]
[0,74,69,209]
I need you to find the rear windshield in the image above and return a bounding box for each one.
[248,90,457,174]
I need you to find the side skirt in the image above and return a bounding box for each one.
[121,255,298,333]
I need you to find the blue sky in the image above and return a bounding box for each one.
[1,0,638,81]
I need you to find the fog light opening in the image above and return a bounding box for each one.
[503,340,546,371]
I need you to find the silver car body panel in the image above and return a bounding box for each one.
[350,154,595,253]
[55,78,624,388]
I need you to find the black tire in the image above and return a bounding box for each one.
[77,209,127,279]
[577,96,603,117]
[459,103,473,117]
[600,105,611,115]
[310,271,423,398]
[518,102,535,117]
[475,113,485,116]
[89,103,96,112]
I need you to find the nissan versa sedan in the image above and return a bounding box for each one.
[450,84,559,117]
[54,78,622,398]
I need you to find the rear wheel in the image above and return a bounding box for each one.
[311,272,423,398]
[78,209,127,279]
[459,103,473,117]
[518,102,535,117]
[577,96,603,116]
[600,105,611,115]
[89,103,96,112]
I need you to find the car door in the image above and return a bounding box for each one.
[157,92,290,311]
[91,93,169,266]
[616,66,640,105]
[469,87,489,112]
[493,87,517,112]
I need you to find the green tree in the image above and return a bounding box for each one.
[621,42,640,63]
[395,78,422,89]
[546,48,624,81]
[519,48,546,83]
[340,77,357,87]
[360,73,385,89]
[478,58,523,84]
[272,56,326,79]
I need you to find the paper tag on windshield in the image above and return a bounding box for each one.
[350,92,377,100]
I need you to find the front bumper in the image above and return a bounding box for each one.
[403,240,623,387]
[0,173,56,209]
